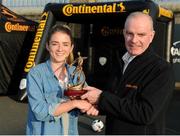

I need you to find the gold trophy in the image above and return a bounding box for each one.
[64,52,87,99]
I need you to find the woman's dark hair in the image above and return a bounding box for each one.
[47,24,74,45]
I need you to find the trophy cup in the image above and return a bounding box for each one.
[64,52,87,99]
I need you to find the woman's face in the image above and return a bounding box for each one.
[47,31,73,63]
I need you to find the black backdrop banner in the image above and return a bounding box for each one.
[15,1,175,101]
[0,4,38,94]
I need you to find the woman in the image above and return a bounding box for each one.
[26,24,97,135]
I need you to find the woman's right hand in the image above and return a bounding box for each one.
[72,100,99,116]
[72,99,92,112]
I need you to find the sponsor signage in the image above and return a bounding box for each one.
[62,2,126,16]
[171,41,180,64]
[171,24,180,83]
[5,22,35,32]
[24,12,49,72]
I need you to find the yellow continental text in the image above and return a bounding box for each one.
[159,6,173,19]
[5,22,31,32]
[24,12,49,72]
[62,3,125,16]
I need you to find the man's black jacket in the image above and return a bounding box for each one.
[98,47,175,135]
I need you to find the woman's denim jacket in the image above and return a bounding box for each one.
[26,59,81,135]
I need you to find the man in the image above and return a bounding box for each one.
[81,12,175,134]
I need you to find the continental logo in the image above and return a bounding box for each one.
[1,6,25,22]
[142,9,150,15]
[1,8,17,19]
[24,12,49,73]
[101,26,123,37]
[5,22,35,32]
[62,2,125,16]
[159,6,173,19]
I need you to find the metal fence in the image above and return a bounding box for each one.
[2,0,180,8]
[2,0,70,7]
[1,0,180,17]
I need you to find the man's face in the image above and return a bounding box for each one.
[123,16,155,56]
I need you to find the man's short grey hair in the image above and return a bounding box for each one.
[124,11,154,31]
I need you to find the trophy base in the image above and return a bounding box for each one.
[64,89,87,99]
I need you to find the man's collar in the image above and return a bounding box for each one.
[122,52,136,63]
